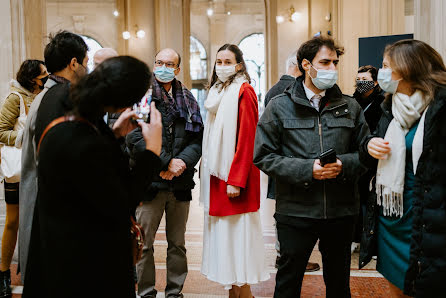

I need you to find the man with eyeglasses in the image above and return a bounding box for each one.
[126,48,203,298]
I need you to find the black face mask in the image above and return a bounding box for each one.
[38,76,49,90]
[356,80,375,94]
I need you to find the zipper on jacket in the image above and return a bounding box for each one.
[317,115,327,219]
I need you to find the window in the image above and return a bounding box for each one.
[190,36,207,80]
[190,36,208,120]
[80,35,103,73]
[238,33,265,113]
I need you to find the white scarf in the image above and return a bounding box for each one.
[200,76,246,211]
[376,90,428,217]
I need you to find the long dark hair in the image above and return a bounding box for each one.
[208,44,250,90]
[16,60,45,92]
[71,56,151,120]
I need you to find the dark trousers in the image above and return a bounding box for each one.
[274,214,355,298]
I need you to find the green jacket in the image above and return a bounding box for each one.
[0,80,35,146]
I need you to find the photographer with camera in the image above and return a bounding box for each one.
[253,37,370,298]
[126,48,203,298]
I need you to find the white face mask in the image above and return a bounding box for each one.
[308,63,338,90]
[377,68,400,94]
[215,64,237,82]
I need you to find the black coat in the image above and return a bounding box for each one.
[353,86,385,134]
[23,117,161,298]
[126,90,203,201]
[254,77,369,219]
[264,75,297,199]
[359,87,446,297]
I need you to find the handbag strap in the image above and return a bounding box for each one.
[37,115,99,155]
[10,91,28,116]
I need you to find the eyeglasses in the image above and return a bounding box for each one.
[154,60,178,68]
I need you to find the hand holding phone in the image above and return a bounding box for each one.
[319,148,337,167]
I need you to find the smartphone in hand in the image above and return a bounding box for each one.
[320,148,336,166]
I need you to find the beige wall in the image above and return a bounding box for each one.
[46,0,118,50]
[0,0,15,99]
[332,0,406,95]
[414,0,446,60]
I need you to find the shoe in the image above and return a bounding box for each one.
[305,262,320,272]
[0,269,12,298]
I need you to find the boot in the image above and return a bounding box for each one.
[0,269,12,298]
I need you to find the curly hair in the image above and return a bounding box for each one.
[16,59,45,92]
[70,56,151,120]
[297,36,344,74]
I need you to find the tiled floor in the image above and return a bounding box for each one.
[1,174,393,297]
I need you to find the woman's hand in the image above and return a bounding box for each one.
[139,102,162,156]
[367,137,391,160]
[227,185,241,198]
[112,108,138,139]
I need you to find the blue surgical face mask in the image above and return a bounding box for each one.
[377,68,400,94]
[308,63,338,90]
[154,65,176,83]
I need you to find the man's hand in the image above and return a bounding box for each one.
[160,171,175,180]
[367,137,391,160]
[313,159,342,180]
[227,185,241,198]
[168,159,186,177]
[322,159,342,179]
[139,102,163,156]
[112,108,138,138]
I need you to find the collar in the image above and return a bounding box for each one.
[302,80,326,100]
[49,74,70,84]
[280,74,296,82]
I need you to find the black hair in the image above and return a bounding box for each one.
[209,44,251,90]
[44,30,89,73]
[154,49,182,67]
[358,65,378,81]
[16,59,45,92]
[297,36,344,74]
[71,56,151,120]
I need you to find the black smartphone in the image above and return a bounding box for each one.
[320,148,337,166]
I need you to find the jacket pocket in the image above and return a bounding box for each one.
[324,117,355,153]
[282,119,318,156]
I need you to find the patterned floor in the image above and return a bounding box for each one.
[2,174,394,297]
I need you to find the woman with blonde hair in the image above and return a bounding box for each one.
[200,44,269,298]
[360,39,446,297]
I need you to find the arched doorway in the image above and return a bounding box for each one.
[189,35,208,120]
[238,33,265,113]
[80,35,103,72]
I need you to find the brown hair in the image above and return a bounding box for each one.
[208,44,250,90]
[357,65,378,82]
[297,36,344,74]
[384,39,446,100]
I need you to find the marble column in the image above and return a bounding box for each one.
[414,0,446,60]
[23,0,47,60]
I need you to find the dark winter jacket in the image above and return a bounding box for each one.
[254,77,370,219]
[359,87,446,297]
[24,116,161,298]
[264,74,297,199]
[264,75,296,107]
[126,84,203,201]
[353,86,385,133]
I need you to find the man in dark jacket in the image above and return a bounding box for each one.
[254,37,369,298]
[126,48,203,298]
[264,50,320,272]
